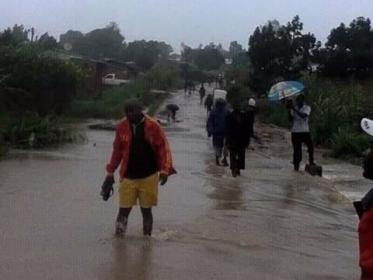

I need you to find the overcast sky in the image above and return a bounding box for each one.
[1,0,372,52]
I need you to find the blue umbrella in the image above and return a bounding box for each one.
[268,81,305,102]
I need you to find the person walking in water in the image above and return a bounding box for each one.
[286,94,314,171]
[101,99,176,237]
[207,98,229,166]
[166,103,179,123]
[199,84,206,105]
[354,148,373,279]
[204,94,214,114]
[225,102,253,177]
[245,98,261,144]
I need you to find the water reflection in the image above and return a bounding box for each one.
[204,160,245,210]
[105,239,154,280]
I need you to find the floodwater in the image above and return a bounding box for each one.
[0,88,365,279]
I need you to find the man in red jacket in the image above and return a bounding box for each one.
[356,150,373,279]
[101,99,176,237]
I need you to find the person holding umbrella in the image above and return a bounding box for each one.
[269,81,315,172]
[286,93,314,171]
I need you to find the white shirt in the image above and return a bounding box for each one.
[291,104,311,133]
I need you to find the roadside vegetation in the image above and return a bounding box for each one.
[2,17,373,162]
[0,24,183,155]
[225,16,373,159]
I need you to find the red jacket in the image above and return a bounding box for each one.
[359,209,373,279]
[106,115,176,178]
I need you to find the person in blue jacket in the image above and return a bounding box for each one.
[207,98,229,166]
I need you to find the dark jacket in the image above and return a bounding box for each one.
[207,107,227,136]
[204,95,214,109]
[225,110,253,149]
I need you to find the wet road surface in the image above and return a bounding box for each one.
[0,88,363,279]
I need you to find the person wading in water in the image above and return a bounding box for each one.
[101,99,176,237]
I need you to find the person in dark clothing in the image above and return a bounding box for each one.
[204,94,214,114]
[286,94,314,171]
[225,104,253,177]
[244,98,259,142]
[355,148,373,279]
[166,104,179,122]
[207,98,228,166]
[199,85,206,105]
[184,80,188,94]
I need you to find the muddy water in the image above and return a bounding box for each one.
[0,89,362,279]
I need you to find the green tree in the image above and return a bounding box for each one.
[122,40,173,70]
[248,16,316,93]
[181,43,195,63]
[229,41,244,59]
[59,22,126,59]
[316,17,373,78]
[0,46,81,115]
[38,33,58,50]
[144,61,181,90]
[0,24,29,46]
[194,46,225,70]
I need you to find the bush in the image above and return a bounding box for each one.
[4,112,75,149]
[144,61,182,91]
[303,76,373,147]
[330,128,371,158]
[0,45,82,115]
[259,101,290,128]
[260,75,373,158]
[69,80,169,119]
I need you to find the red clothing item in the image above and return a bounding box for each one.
[106,115,176,178]
[359,209,373,279]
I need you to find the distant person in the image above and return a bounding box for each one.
[354,149,373,279]
[207,98,229,166]
[217,74,224,89]
[199,85,206,104]
[101,99,176,237]
[188,81,195,96]
[204,94,214,114]
[225,103,253,177]
[245,98,260,144]
[166,104,179,122]
[286,94,315,171]
[191,82,196,94]
[207,77,212,87]
[184,80,188,94]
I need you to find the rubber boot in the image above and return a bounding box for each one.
[294,162,300,171]
[231,169,238,178]
[221,157,229,167]
[115,217,128,238]
[143,219,153,236]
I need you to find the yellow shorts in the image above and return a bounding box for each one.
[118,173,159,208]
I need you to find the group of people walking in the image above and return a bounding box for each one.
[98,85,373,280]
[205,85,317,177]
[206,93,257,177]
[99,85,318,238]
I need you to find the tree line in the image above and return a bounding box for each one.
[246,16,373,94]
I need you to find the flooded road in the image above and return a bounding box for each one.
[0,88,363,279]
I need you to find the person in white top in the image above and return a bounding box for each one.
[286,94,314,171]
